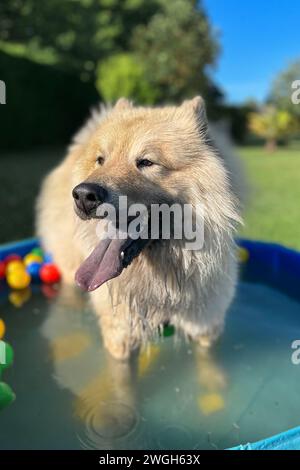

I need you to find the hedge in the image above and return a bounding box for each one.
[0,51,99,150]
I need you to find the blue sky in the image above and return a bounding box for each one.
[204,0,300,104]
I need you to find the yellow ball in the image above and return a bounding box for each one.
[7,270,31,290]
[9,288,31,308]
[23,253,43,267]
[0,318,5,339]
[238,247,249,263]
[6,260,25,275]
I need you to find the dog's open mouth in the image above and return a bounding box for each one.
[75,234,149,292]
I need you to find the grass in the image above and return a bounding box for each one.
[239,145,300,250]
[0,145,300,250]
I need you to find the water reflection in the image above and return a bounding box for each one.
[1,274,299,449]
[42,284,227,449]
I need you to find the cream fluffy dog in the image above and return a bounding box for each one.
[36,97,242,360]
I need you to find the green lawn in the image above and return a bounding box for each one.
[1,145,300,250]
[239,145,300,250]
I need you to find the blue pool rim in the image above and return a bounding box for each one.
[0,237,38,260]
[1,236,300,450]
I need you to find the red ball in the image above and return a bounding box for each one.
[0,261,6,279]
[39,263,61,284]
[4,254,22,266]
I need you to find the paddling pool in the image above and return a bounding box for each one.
[1,238,300,450]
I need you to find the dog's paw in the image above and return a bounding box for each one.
[197,334,214,349]
[195,323,224,350]
[104,338,132,361]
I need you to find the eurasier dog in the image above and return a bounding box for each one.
[36,96,242,360]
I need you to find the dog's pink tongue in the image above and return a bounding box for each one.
[75,237,127,292]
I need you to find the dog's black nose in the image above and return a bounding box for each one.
[72,183,107,217]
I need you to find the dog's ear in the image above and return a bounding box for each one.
[114,97,133,111]
[180,96,208,136]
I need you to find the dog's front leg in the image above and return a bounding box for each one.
[90,285,141,360]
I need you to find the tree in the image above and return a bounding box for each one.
[249,106,297,152]
[96,53,158,104]
[0,0,220,104]
[269,60,300,119]
[0,0,159,78]
[131,0,219,102]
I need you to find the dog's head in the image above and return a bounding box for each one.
[71,97,240,292]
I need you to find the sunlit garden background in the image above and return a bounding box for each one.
[0,0,299,248]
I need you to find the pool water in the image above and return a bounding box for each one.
[1,263,300,450]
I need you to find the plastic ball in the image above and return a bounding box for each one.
[24,253,43,267]
[0,342,14,370]
[39,263,61,284]
[5,260,25,275]
[7,270,31,290]
[0,319,5,339]
[162,324,175,337]
[31,247,44,258]
[26,261,42,279]
[0,261,6,280]
[0,382,16,410]
[44,253,53,263]
[9,288,31,308]
[238,247,250,263]
[4,254,22,266]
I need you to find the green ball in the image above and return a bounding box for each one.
[0,382,15,410]
[162,325,175,337]
[0,342,14,370]
[31,247,44,258]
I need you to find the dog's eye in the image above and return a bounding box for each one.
[136,158,154,169]
[96,156,104,165]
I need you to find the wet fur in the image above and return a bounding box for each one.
[36,97,242,360]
